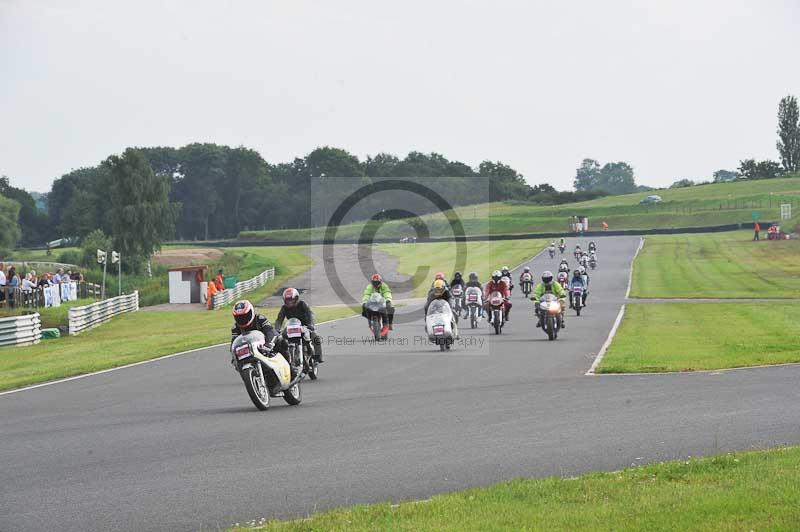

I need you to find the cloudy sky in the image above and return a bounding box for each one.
[2,0,799,192]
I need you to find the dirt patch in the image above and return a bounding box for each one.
[152,248,223,268]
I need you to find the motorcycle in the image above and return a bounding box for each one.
[501,275,513,293]
[230,330,303,411]
[558,263,570,276]
[570,285,585,316]
[520,272,533,297]
[589,257,597,270]
[548,247,556,258]
[558,273,569,292]
[488,290,505,335]
[538,294,563,341]
[425,299,456,351]
[365,292,388,341]
[558,243,566,254]
[282,317,318,380]
[451,285,464,316]
[465,286,483,329]
[574,249,582,261]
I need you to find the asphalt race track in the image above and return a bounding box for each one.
[2,236,800,532]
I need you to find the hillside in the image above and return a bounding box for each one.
[238,176,800,241]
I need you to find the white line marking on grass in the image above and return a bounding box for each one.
[586,237,644,375]
[0,314,360,397]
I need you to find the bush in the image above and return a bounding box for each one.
[56,250,81,266]
[80,229,111,268]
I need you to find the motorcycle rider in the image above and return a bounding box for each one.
[231,299,290,365]
[579,265,590,303]
[361,273,395,336]
[484,270,512,322]
[274,287,323,363]
[588,240,597,252]
[465,271,484,317]
[500,266,514,292]
[519,265,534,287]
[531,271,567,328]
[548,242,556,256]
[450,271,466,314]
[558,258,570,275]
[557,270,569,290]
[568,269,587,309]
[431,271,450,290]
[425,279,458,336]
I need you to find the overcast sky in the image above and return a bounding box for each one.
[2,0,799,193]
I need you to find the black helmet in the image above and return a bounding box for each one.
[541,271,553,284]
[454,271,462,280]
[573,269,581,277]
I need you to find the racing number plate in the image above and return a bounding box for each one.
[235,344,252,359]
[433,325,445,335]
[287,326,303,338]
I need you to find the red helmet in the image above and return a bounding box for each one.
[282,287,300,308]
[371,273,382,288]
[434,272,444,280]
[232,300,255,328]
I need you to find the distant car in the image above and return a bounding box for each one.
[639,195,662,205]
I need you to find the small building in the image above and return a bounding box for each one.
[168,266,208,304]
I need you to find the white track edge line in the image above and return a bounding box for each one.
[586,236,644,375]
[0,314,360,397]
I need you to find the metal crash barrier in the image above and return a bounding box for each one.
[68,291,139,336]
[212,268,275,309]
[0,313,42,347]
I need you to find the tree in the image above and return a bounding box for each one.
[531,183,557,195]
[596,162,637,195]
[80,229,111,268]
[777,95,800,173]
[106,149,176,270]
[573,159,601,191]
[713,169,738,183]
[738,159,784,180]
[0,176,48,246]
[47,166,110,238]
[175,143,227,240]
[0,194,21,251]
[670,179,695,188]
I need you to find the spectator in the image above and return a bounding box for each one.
[206,279,218,310]
[71,270,84,282]
[53,268,63,284]
[7,266,19,307]
[753,221,761,241]
[22,273,36,292]
[37,272,51,288]
[214,269,225,291]
[601,220,609,231]
[0,262,5,303]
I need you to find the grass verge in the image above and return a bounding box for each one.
[377,239,547,297]
[630,231,800,298]
[597,302,800,373]
[0,305,354,392]
[232,446,800,531]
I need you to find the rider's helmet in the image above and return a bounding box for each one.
[573,269,582,278]
[579,265,587,274]
[233,300,255,329]
[454,271,462,281]
[523,266,531,272]
[492,270,502,282]
[435,272,445,281]
[541,271,554,286]
[282,287,300,308]
[432,279,446,296]
[501,266,509,272]
[469,271,478,282]
[557,271,568,283]
[371,273,382,288]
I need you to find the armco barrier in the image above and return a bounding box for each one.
[212,268,275,309]
[0,313,42,347]
[68,291,139,336]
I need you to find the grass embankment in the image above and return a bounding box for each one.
[601,231,800,373]
[232,446,800,531]
[0,245,338,392]
[598,303,800,373]
[630,231,800,298]
[0,305,353,392]
[240,176,800,241]
[377,239,547,297]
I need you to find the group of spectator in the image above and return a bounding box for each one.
[0,263,85,306]
[206,269,225,309]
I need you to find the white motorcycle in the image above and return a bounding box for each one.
[570,285,585,316]
[282,317,318,381]
[451,285,464,317]
[426,299,457,351]
[465,286,483,329]
[487,290,505,335]
[230,330,303,411]
[520,272,533,297]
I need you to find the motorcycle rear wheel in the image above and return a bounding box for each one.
[242,366,270,411]
[283,382,302,405]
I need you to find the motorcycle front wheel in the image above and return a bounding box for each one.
[242,366,270,411]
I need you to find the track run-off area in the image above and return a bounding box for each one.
[2,236,800,532]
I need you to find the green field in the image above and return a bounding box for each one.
[240,176,800,241]
[232,446,800,532]
[378,239,547,297]
[598,303,800,373]
[630,231,800,298]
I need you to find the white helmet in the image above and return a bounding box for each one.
[579,265,587,274]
